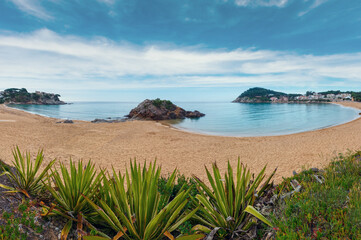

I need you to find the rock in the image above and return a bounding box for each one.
[91,118,125,123]
[310,167,319,172]
[292,170,298,176]
[185,110,205,118]
[63,120,73,124]
[126,99,205,121]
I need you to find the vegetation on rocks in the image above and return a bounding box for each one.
[127,99,205,120]
[0,200,43,240]
[0,88,65,105]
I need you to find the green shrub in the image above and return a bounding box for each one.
[84,160,202,240]
[191,160,275,239]
[152,98,163,108]
[0,146,55,198]
[152,98,173,109]
[158,174,199,235]
[44,160,104,239]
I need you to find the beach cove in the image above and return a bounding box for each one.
[0,102,360,182]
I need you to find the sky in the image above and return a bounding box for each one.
[0,0,360,101]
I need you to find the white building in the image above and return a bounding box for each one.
[327,94,335,99]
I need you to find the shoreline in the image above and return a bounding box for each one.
[5,102,361,138]
[1,102,361,183]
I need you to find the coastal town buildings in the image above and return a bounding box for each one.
[267,92,352,103]
[293,92,352,102]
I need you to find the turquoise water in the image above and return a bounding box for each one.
[8,102,360,137]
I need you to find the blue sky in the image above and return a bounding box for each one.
[0,0,360,101]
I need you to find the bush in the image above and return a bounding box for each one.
[158,174,199,235]
[0,147,55,198]
[152,98,174,109]
[85,161,202,240]
[191,160,275,239]
[44,160,104,239]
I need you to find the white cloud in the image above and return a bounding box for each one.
[299,0,328,16]
[0,29,360,91]
[234,0,289,7]
[9,0,52,20]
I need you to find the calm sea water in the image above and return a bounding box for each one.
[9,102,360,137]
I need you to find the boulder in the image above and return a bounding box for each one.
[63,119,73,124]
[185,110,205,118]
[127,99,205,121]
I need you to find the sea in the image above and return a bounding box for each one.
[8,102,360,137]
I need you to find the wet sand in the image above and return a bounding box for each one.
[0,102,360,182]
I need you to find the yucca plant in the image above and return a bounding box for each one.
[43,160,104,239]
[0,146,55,198]
[84,160,204,240]
[192,160,276,239]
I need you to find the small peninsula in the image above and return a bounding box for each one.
[126,98,205,120]
[233,87,361,103]
[0,88,65,105]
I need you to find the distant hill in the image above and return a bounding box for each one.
[233,87,294,103]
[0,88,65,105]
[233,87,361,103]
[239,87,287,99]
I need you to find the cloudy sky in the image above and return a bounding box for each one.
[0,0,360,101]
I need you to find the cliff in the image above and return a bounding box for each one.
[0,88,65,105]
[126,99,205,120]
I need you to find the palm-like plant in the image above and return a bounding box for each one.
[43,160,104,239]
[85,161,204,240]
[0,146,55,198]
[192,160,276,238]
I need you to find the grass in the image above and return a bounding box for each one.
[273,151,361,239]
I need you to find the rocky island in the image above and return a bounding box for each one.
[233,87,361,103]
[0,88,66,105]
[126,98,205,120]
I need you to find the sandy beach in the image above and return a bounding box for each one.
[0,102,360,182]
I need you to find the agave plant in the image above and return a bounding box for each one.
[192,160,276,239]
[0,146,55,198]
[84,160,204,240]
[43,160,104,239]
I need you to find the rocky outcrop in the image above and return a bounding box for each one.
[126,99,205,120]
[0,88,66,105]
